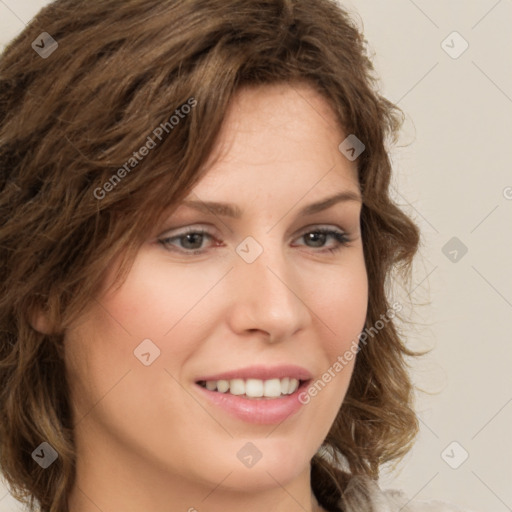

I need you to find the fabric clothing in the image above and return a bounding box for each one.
[336,475,477,512]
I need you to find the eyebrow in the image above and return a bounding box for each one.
[181,190,362,219]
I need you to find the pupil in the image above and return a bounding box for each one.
[308,232,325,247]
[185,233,202,249]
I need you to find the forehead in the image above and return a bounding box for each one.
[186,82,359,199]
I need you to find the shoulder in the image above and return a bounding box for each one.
[380,488,478,512]
[339,475,478,512]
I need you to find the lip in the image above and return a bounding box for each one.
[195,364,313,382]
[195,379,310,425]
[194,365,313,425]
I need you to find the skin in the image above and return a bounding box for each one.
[40,82,368,511]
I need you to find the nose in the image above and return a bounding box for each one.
[226,239,311,344]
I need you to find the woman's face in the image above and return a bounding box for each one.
[63,83,368,499]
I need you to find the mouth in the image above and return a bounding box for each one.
[196,377,309,399]
[194,366,313,424]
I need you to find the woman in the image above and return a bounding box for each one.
[0,1,473,511]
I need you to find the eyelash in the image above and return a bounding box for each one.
[157,227,351,256]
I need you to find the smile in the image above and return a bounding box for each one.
[197,377,301,398]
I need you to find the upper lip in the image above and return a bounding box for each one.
[195,365,313,382]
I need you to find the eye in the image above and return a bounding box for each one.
[293,227,351,254]
[158,228,215,255]
[157,226,351,255]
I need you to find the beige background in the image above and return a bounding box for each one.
[1,1,511,511]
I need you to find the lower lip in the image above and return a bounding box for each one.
[195,382,309,425]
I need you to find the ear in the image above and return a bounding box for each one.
[29,305,57,335]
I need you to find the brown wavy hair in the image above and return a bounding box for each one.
[0,0,421,510]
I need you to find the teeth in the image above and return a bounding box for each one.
[200,377,302,398]
[216,380,229,393]
[245,379,263,397]
[230,379,245,395]
[263,378,281,397]
[288,378,299,394]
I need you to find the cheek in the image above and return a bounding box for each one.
[295,256,367,416]
[314,258,368,354]
[101,270,178,337]
[112,245,239,328]
[66,255,217,399]
[301,269,367,430]
[62,259,176,409]
[98,254,210,341]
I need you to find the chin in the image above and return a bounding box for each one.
[209,437,314,491]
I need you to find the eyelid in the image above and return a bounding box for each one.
[157,223,353,256]
[158,222,348,239]
[157,223,218,239]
